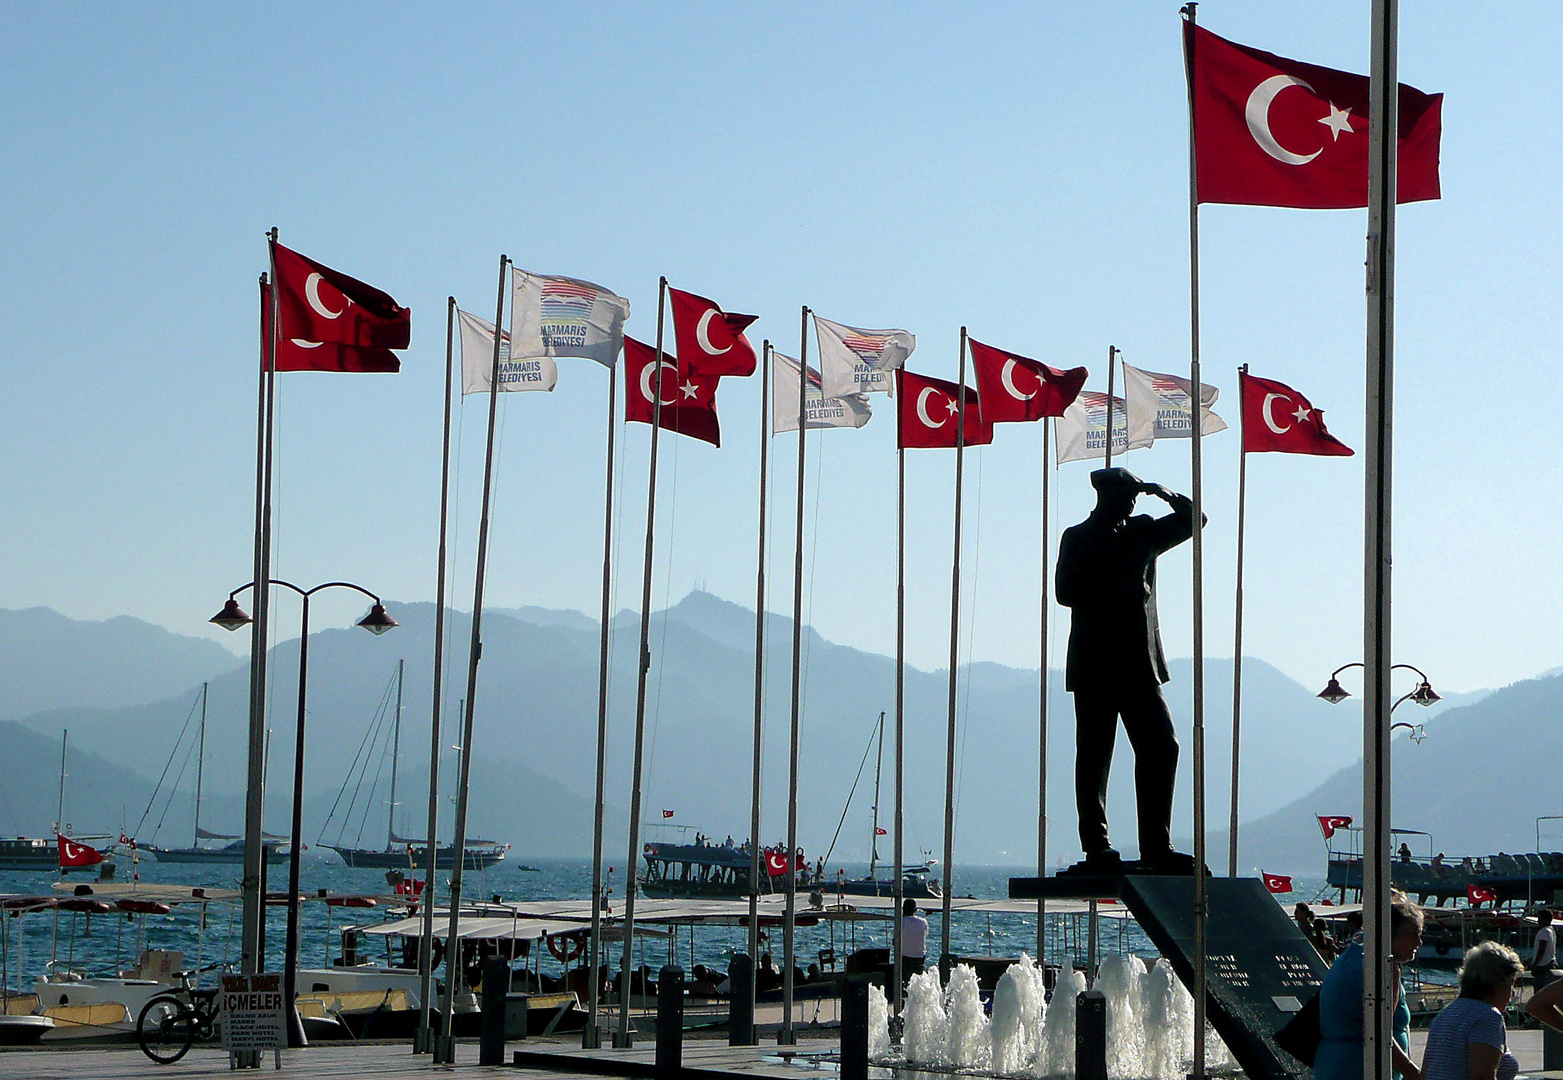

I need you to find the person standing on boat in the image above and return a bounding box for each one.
[1055,467,1203,875]
[900,898,928,981]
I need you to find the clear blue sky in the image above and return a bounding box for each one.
[1,3,1555,695]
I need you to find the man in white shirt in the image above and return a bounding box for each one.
[1534,909,1557,982]
[900,898,929,981]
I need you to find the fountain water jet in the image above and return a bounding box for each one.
[944,964,991,1069]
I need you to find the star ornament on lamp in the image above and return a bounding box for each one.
[1317,663,1441,742]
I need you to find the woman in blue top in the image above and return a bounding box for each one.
[1314,893,1424,1080]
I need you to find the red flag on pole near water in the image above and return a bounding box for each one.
[1317,815,1353,840]
[875,827,888,836]
[270,242,411,349]
[1467,884,1496,906]
[262,282,401,373]
[623,337,721,447]
[661,809,675,819]
[1241,372,1354,456]
[969,339,1087,424]
[896,369,994,449]
[668,286,758,378]
[1185,22,1442,208]
[765,850,789,877]
[1262,872,1293,894]
[57,835,104,868]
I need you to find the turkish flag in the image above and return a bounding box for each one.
[765,849,790,877]
[262,283,400,373]
[897,369,994,450]
[1186,22,1442,209]
[623,337,721,447]
[668,286,758,378]
[969,339,1087,424]
[57,836,104,868]
[1467,884,1496,906]
[1262,872,1293,894]
[875,827,888,836]
[1241,372,1353,456]
[1317,814,1353,840]
[271,242,411,349]
[662,809,675,819]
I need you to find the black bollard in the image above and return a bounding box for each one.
[839,976,870,1080]
[479,958,512,1066]
[728,953,755,1046]
[1541,970,1563,1071]
[656,965,684,1079]
[1076,988,1107,1080]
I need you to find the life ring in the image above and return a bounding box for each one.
[644,843,654,855]
[547,932,587,963]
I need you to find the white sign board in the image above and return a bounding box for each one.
[220,973,286,1054]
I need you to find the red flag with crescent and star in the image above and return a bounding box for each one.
[765,849,790,877]
[668,286,758,379]
[57,835,104,868]
[1240,372,1354,456]
[623,336,721,447]
[969,338,1087,425]
[1262,872,1293,894]
[270,242,411,350]
[262,282,400,373]
[1186,22,1442,209]
[896,369,994,450]
[1467,884,1496,906]
[1317,814,1353,840]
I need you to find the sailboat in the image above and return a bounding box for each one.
[139,684,287,865]
[831,711,940,899]
[320,662,507,871]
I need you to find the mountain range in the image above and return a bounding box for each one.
[0,595,1551,876]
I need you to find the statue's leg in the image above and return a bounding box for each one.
[1072,686,1118,854]
[1122,681,1179,858]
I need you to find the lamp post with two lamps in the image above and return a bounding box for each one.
[1318,662,1441,744]
[212,581,396,1046]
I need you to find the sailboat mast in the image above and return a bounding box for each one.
[869,711,884,877]
[194,683,208,847]
[387,659,404,851]
[56,730,68,834]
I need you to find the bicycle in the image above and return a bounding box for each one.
[136,961,225,1064]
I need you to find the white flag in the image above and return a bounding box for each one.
[1055,390,1155,465]
[773,350,872,434]
[459,309,557,395]
[1121,363,1227,439]
[510,269,630,368]
[814,315,915,399]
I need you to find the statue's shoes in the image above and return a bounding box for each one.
[1129,850,1208,876]
[1057,849,1122,876]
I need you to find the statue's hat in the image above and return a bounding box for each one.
[1090,466,1143,493]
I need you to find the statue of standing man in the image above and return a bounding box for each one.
[1055,467,1205,876]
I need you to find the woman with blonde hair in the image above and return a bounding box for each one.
[1421,941,1523,1080]
[1315,892,1424,1080]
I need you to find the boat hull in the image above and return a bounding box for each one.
[329,846,506,871]
[143,845,287,865]
[0,838,57,870]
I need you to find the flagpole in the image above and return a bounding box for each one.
[892,430,906,1014]
[939,328,968,971]
[1037,418,1050,958]
[414,297,457,1054]
[1104,345,1117,468]
[584,325,621,1049]
[437,254,509,1064]
[1228,365,1249,879]
[616,276,668,1049]
[781,305,810,1046]
[742,340,772,1046]
[1181,6,1209,1075]
[1364,4,1399,1079]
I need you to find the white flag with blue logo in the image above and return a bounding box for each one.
[1121,363,1227,439]
[815,315,915,399]
[459,309,557,395]
[1054,390,1155,464]
[510,269,630,368]
[772,350,872,434]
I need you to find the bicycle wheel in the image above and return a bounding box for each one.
[138,994,196,1064]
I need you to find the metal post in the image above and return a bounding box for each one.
[781,307,810,1045]
[741,340,772,1047]
[282,591,310,1048]
[655,966,684,1078]
[1229,366,1249,878]
[940,330,968,968]
[1038,421,1050,957]
[892,438,906,1013]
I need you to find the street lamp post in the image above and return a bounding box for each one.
[212,580,396,1047]
[1319,662,1440,744]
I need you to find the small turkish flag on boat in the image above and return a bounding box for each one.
[661,809,675,819]
[1467,884,1496,906]
[765,850,790,877]
[1262,872,1293,894]
[1317,815,1353,840]
[57,836,104,867]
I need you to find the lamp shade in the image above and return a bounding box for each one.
[357,603,398,636]
[1317,677,1350,705]
[211,598,252,632]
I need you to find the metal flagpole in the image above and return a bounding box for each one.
[387,659,403,849]
[414,297,457,1053]
[1180,7,1209,1074]
[584,328,620,1049]
[892,432,906,1013]
[1037,419,1050,957]
[437,255,510,1064]
[781,306,810,1046]
[1228,365,1250,878]
[194,683,207,848]
[939,329,969,970]
[1364,4,1399,1079]
[1104,345,1118,469]
[616,276,668,1048]
[743,340,772,1046]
